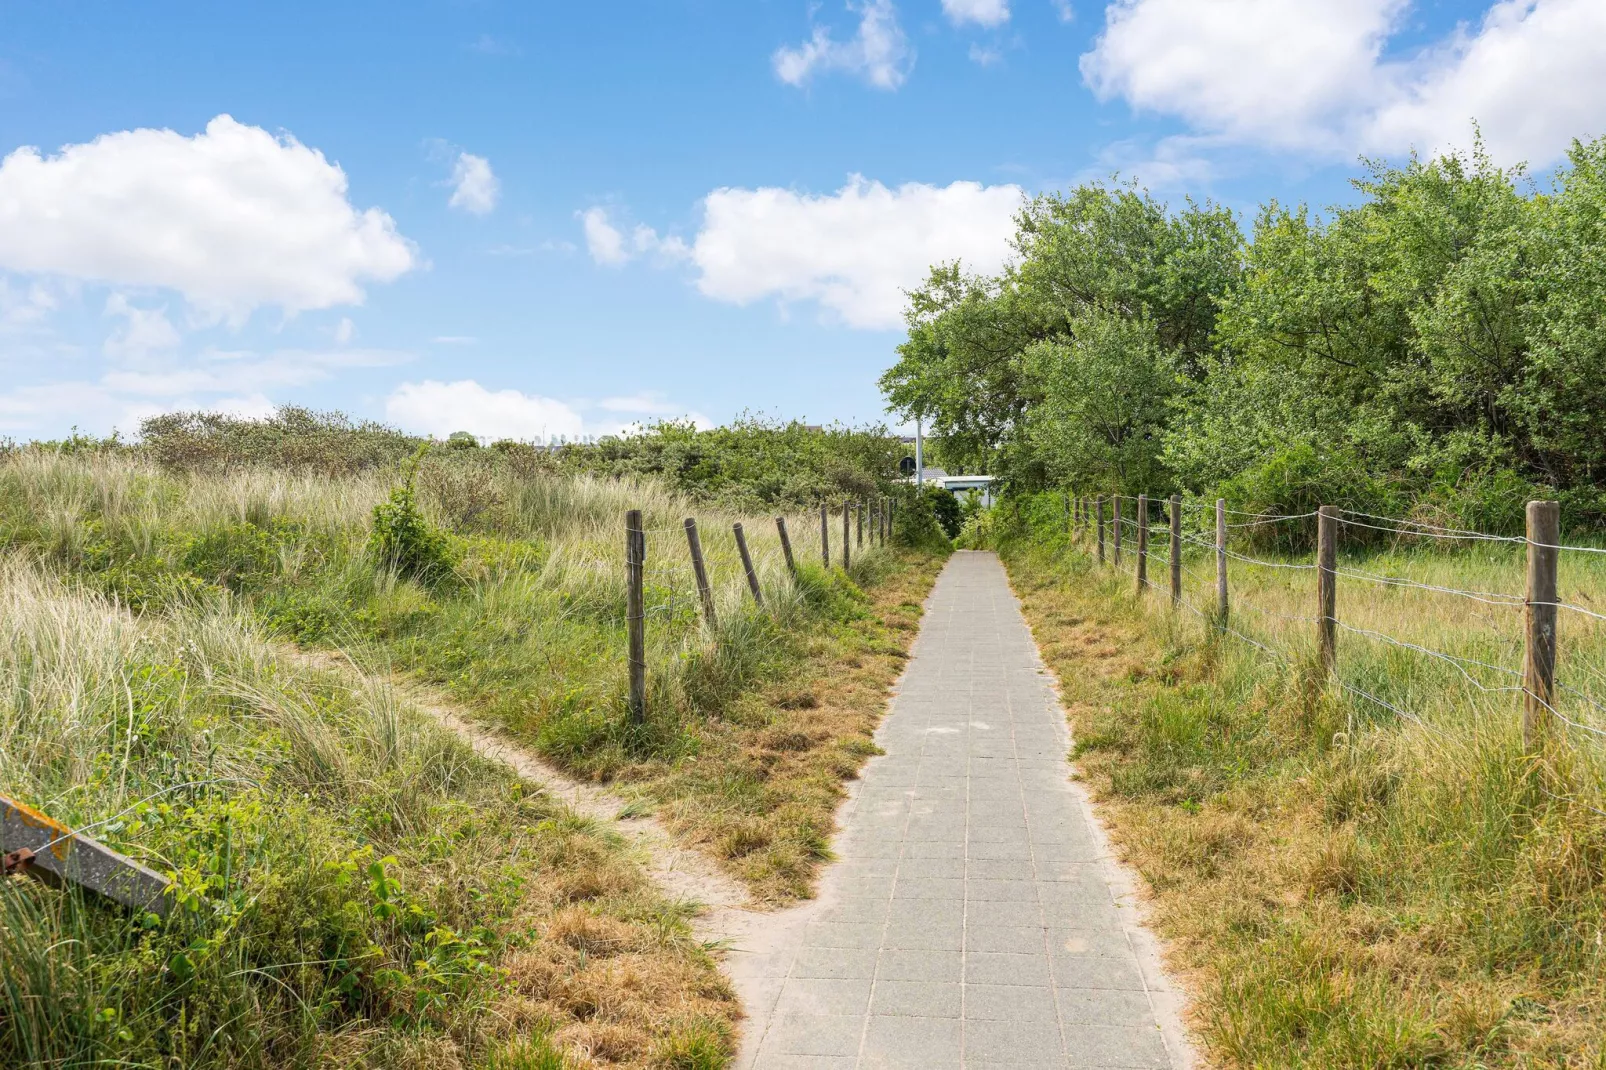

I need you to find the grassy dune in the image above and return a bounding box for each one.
[0,561,734,1068]
[0,447,940,1066]
[992,497,1606,1067]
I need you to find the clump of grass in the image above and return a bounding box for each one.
[999,527,1606,1067]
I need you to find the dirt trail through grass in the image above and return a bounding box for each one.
[286,647,764,942]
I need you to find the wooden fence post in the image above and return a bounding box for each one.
[1169,494,1182,606]
[1317,505,1337,674]
[1097,497,1106,564]
[733,522,764,606]
[842,501,851,570]
[626,509,645,724]
[1524,500,1560,751]
[1215,498,1228,629]
[857,501,864,549]
[1136,494,1149,594]
[684,518,717,627]
[1113,496,1124,567]
[820,503,830,568]
[776,517,797,576]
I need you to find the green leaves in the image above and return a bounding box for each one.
[886,135,1606,522]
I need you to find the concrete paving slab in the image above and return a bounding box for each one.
[732,552,1192,1069]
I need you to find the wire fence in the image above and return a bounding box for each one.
[618,497,901,720]
[1064,492,1606,757]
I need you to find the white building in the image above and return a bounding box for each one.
[902,466,996,508]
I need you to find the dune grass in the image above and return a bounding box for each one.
[0,445,942,1065]
[0,560,736,1069]
[992,498,1606,1068]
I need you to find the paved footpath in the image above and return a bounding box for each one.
[730,551,1190,1070]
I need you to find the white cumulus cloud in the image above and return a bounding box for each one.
[944,0,1010,27]
[1081,0,1404,151]
[773,0,914,91]
[580,207,629,266]
[1362,0,1606,165]
[103,294,181,359]
[448,152,499,214]
[688,176,1023,329]
[581,208,690,266]
[1079,0,1606,167]
[0,115,417,320]
[385,379,585,442]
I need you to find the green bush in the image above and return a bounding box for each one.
[369,449,457,580]
[1216,444,1400,550]
[926,486,962,539]
[894,487,954,550]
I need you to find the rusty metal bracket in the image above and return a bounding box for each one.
[1,795,171,916]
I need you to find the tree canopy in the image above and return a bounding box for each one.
[880,137,1606,531]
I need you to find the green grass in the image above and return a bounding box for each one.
[991,497,1606,1068]
[0,445,939,1065]
[0,560,735,1068]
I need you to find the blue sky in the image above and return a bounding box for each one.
[2,0,1603,441]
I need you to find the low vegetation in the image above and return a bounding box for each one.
[0,561,734,1068]
[986,495,1606,1068]
[0,418,946,1068]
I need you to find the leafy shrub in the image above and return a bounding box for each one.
[1217,444,1400,550]
[141,406,418,475]
[415,451,510,532]
[927,485,962,538]
[894,487,953,550]
[370,449,457,580]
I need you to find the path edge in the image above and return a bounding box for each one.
[999,552,1201,1070]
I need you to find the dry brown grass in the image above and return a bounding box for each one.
[620,550,946,902]
[1004,550,1606,1069]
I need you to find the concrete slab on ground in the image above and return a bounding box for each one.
[727,551,1192,1070]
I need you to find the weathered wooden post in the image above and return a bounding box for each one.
[684,518,717,627]
[1524,500,1560,751]
[1215,498,1228,628]
[842,501,851,570]
[1136,494,1149,594]
[1113,496,1124,567]
[776,517,797,576]
[626,509,645,723]
[820,503,830,568]
[1097,496,1106,564]
[857,501,864,549]
[1317,505,1337,675]
[733,522,764,606]
[1169,494,1182,607]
